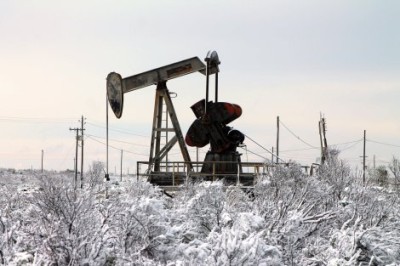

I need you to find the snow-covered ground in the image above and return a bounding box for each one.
[0,156,399,265]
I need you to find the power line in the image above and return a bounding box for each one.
[86,121,149,138]
[280,147,318,153]
[238,146,269,160]
[0,115,76,120]
[86,134,149,147]
[336,140,363,152]
[86,135,148,157]
[330,139,363,146]
[0,119,70,124]
[242,132,286,163]
[243,137,316,164]
[279,119,318,149]
[367,139,400,148]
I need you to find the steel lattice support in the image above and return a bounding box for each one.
[148,81,192,173]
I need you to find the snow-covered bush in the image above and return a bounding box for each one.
[110,180,170,264]
[22,175,114,265]
[252,159,400,265]
[317,150,354,206]
[0,156,399,265]
[0,185,27,265]
[86,161,105,189]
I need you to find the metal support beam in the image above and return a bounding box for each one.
[148,82,192,173]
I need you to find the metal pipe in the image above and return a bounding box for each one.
[215,72,218,103]
[106,92,110,181]
[205,61,210,113]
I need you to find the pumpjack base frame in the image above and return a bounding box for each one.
[147,171,256,187]
[138,160,268,188]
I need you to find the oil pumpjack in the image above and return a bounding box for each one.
[106,51,247,186]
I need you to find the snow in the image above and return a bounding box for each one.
[9,252,33,265]
[0,160,400,265]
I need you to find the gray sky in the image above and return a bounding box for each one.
[1,0,399,172]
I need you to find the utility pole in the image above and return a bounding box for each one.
[196,147,199,172]
[373,155,376,170]
[41,150,44,173]
[363,130,366,186]
[70,127,80,189]
[322,117,328,161]
[276,116,279,164]
[120,149,123,182]
[271,147,274,164]
[106,93,110,182]
[80,116,86,188]
[319,115,328,164]
[319,120,323,163]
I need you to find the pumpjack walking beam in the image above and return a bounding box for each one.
[106,57,212,174]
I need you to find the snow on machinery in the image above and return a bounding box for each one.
[106,51,256,187]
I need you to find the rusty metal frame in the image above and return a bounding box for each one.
[148,81,192,173]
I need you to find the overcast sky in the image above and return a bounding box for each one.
[1,0,399,172]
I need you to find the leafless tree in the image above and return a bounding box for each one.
[86,161,105,189]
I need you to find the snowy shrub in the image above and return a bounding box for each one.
[224,186,253,219]
[1,157,400,265]
[317,151,353,207]
[207,229,282,266]
[388,156,400,193]
[210,212,281,265]
[184,181,226,237]
[110,179,171,264]
[86,161,105,189]
[23,175,114,265]
[357,222,400,265]
[165,183,284,265]
[0,185,30,265]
